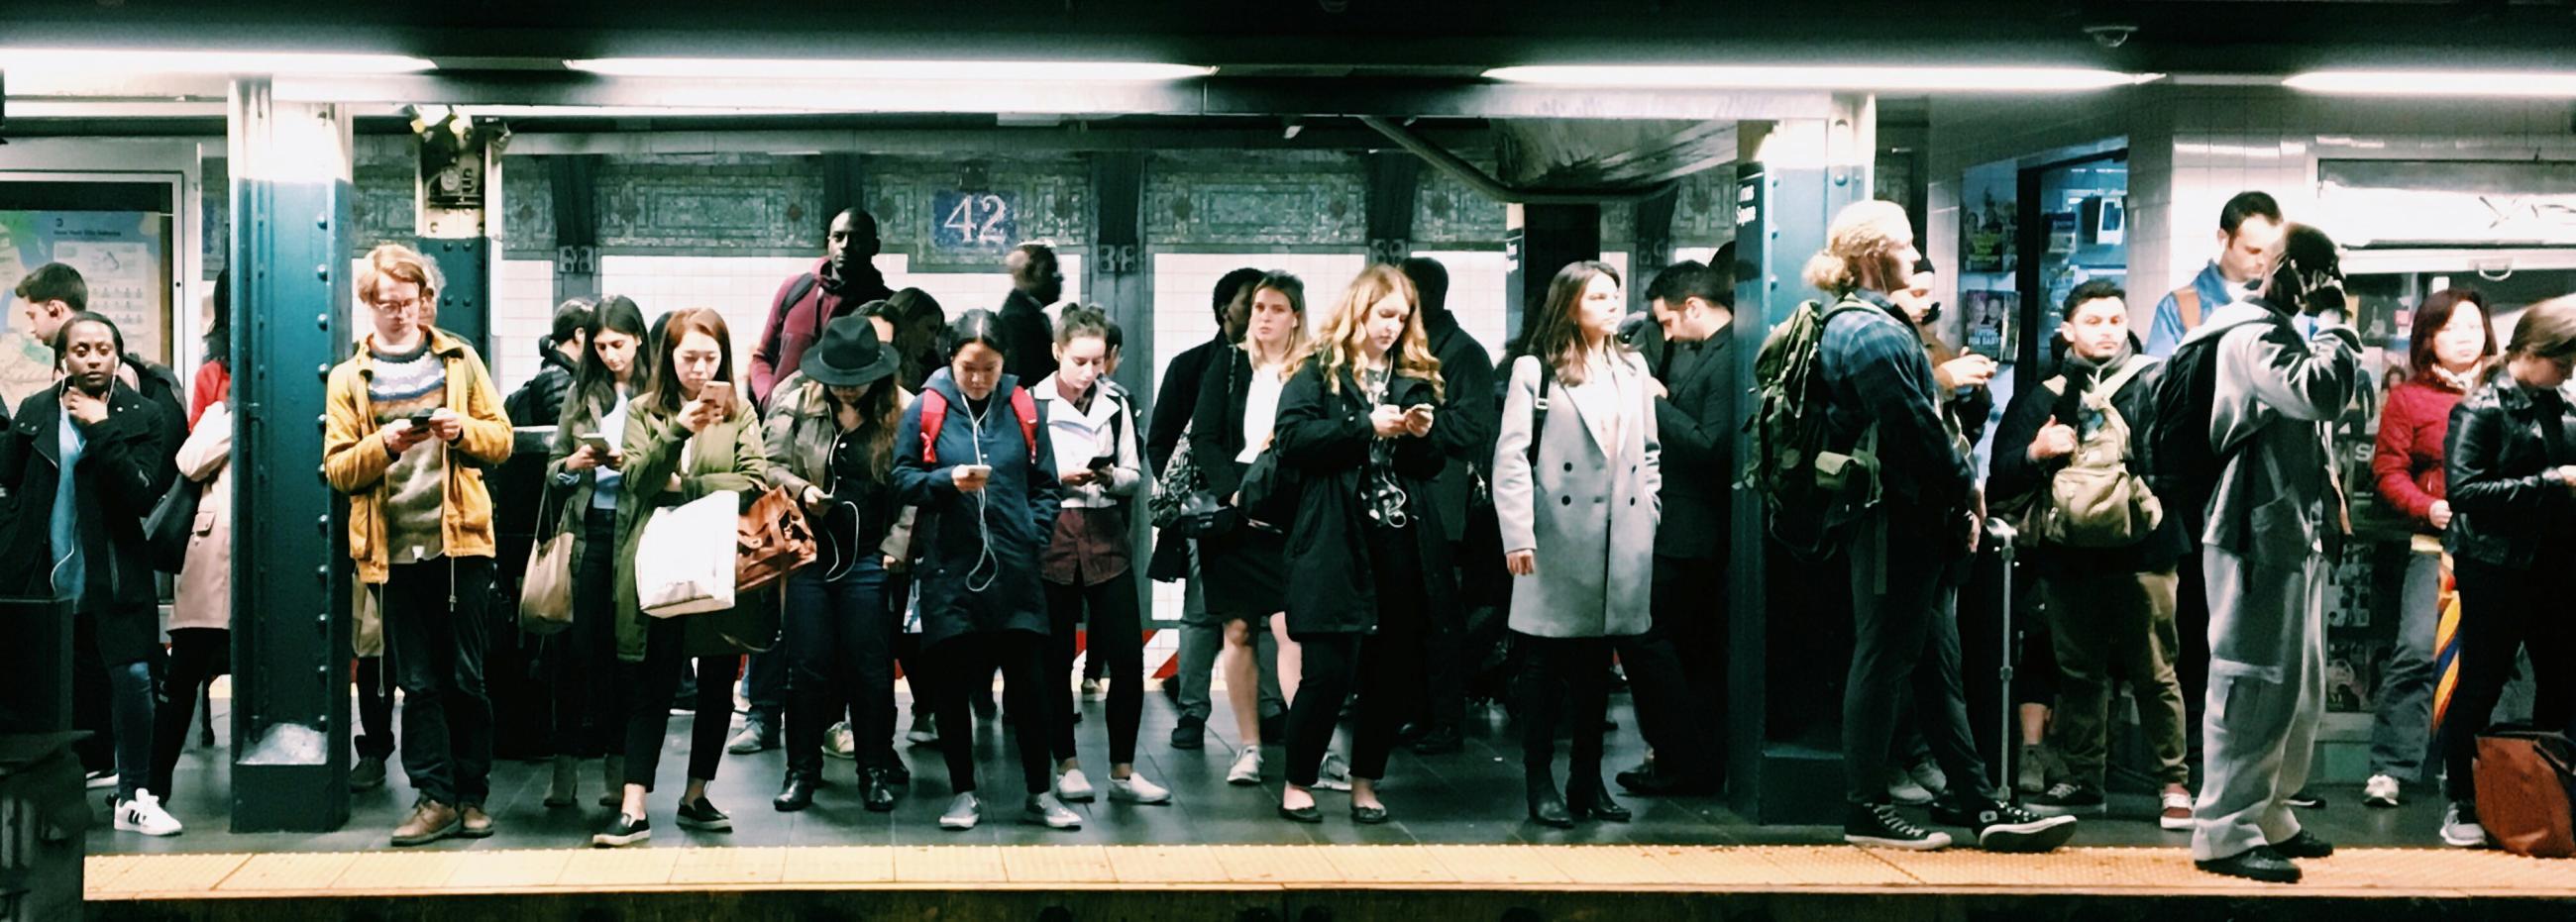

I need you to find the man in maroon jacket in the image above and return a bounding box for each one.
[749,208,896,408]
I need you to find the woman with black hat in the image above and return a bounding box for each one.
[762,313,915,814]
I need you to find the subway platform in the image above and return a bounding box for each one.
[82,686,2576,921]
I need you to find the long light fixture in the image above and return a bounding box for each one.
[0,49,434,75]
[2285,69,2576,98]
[1484,65,2156,91]
[568,58,1211,82]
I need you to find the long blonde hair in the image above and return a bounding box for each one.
[1300,263,1445,402]
[1802,199,1913,296]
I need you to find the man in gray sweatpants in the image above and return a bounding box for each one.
[2181,223,2360,884]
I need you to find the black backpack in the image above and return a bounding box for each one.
[2143,312,2285,536]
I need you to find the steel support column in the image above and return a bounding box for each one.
[1085,152,1156,624]
[1725,94,1875,826]
[1363,151,1422,266]
[550,154,602,307]
[227,77,356,833]
[415,117,505,355]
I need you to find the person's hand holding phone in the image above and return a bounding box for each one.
[951,463,993,493]
[426,408,464,443]
[1402,403,1436,438]
[380,413,432,456]
[1369,404,1407,438]
[1937,350,1997,390]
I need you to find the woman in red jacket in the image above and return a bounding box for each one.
[2364,288,2494,809]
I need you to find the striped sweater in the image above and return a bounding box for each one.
[370,340,449,563]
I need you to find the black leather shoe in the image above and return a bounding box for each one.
[1350,804,1390,825]
[773,773,816,812]
[2271,830,2334,860]
[1277,803,1323,824]
[861,768,899,813]
[2197,846,2303,883]
[1527,773,1574,829]
[1409,725,1463,755]
[1567,778,1632,823]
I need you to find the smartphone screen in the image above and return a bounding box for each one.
[700,381,734,412]
[582,433,613,453]
[1088,455,1116,470]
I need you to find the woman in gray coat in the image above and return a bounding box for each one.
[1493,260,1661,828]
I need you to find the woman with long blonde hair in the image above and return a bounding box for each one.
[1269,264,1453,824]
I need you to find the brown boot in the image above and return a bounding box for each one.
[458,803,494,839]
[391,800,460,847]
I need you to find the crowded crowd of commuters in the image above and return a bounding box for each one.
[9,195,2571,878]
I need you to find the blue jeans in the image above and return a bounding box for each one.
[2367,551,2442,783]
[784,561,891,777]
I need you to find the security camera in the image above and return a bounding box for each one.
[2085,24,2137,48]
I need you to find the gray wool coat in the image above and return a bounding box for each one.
[1493,352,1662,638]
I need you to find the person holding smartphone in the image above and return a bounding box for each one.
[592,308,773,848]
[540,296,650,811]
[893,309,1071,831]
[1032,306,1167,807]
[1269,264,1451,825]
[321,244,515,847]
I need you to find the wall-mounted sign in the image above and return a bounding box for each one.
[0,210,171,410]
[2318,159,2576,247]
[931,190,1019,253]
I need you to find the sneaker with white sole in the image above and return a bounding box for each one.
[2026,781,2106,816]
[2440,801,2487,848]
[1054,768,1096,802]
[115,790,182,837]
[2160,789,2196,831]
[1886,769,1936,806]
[1109,773,1171,804]
[85,768,118,790]
[1226,748,1263,785]
[1844,802,1950,851]
[907,713,940,746]
[1314,753,1353,792]
[1023,792,1083,829]
[2363,773,2401,808]
[939,793,981,830]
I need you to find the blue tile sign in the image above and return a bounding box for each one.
[931,190,1019,253]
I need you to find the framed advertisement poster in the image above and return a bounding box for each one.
[1961,289,2017,361]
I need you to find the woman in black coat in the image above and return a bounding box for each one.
[2433,295,2576,849]
[892,309,1075,832]
[1270,265,1455,825]
[1189,270,1321,785]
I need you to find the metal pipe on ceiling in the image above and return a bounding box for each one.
[1356,115,1677,205]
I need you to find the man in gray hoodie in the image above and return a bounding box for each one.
[2180,224,2360,883]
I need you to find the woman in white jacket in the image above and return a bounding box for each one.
[1493,260,1661,829]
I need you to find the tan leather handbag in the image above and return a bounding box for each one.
[737,485,817,593]
[517,489,577,634]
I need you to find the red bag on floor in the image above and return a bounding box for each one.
[2474,730,2576,858]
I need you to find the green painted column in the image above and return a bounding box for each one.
[227,77,356,833]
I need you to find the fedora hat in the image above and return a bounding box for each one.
[801,312,900,388]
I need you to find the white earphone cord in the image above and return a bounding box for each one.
[962,397,1001,594]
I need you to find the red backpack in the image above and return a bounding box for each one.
[916,386,1040,465]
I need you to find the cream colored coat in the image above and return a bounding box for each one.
[170,402,233,633]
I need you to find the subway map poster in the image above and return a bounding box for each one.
[0,211,172,412]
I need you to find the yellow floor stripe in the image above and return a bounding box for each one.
[83,845,2576,900]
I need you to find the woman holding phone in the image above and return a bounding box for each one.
[592,308,773,848]
[1270,264,1451,824]
[1493,260,1660,828]
[1033,306,1166,806]
[540,295,650,812]
[893,309,1075,831]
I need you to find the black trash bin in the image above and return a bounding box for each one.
[0,732,89,922]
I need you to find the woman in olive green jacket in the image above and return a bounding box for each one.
[535,296,650,811]
[594,308,774,848]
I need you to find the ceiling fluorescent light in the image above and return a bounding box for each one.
[1484,65,2153,91]
[2285,70,2576,98]
[568,58,1210,82]
[0,49,433,76]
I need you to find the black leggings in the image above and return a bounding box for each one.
[785,562,893,777]
[1046,569,1144,767]
[621,617,737,791]
[1518,635,1614,781]
[1285,525,1428,787]
[929,632,1052,795]
[552,507,625,760]
[150,628,229,796]
[2444,557,2576,803]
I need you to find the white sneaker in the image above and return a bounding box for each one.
[116,790,183,837]
[1226,748,1263,785]
[2363,773,2401,808]
[1054,768,1096,802]
[2440,801,2487,849]
[85,768,117,790]
[1109,773,1171,804]
[2159,790,2196,831]
[1314,753,1353,792]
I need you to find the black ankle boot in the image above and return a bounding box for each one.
[861,768,899,813]
[1526,768,1573,829]
[773,772,817,812]
[1566,775,1631,823]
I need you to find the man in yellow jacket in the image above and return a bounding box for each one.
[323,243,513,847]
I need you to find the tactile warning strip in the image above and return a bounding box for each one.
[82,845,2576,900]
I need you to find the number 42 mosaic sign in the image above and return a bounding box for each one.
[931,190,1019,255]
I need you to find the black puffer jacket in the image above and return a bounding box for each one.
[505,347,579,432]
[2444,366,2576,570]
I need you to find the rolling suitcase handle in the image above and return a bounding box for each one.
[1986,517,2018,793]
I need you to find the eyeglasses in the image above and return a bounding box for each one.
[370,296,422,316]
